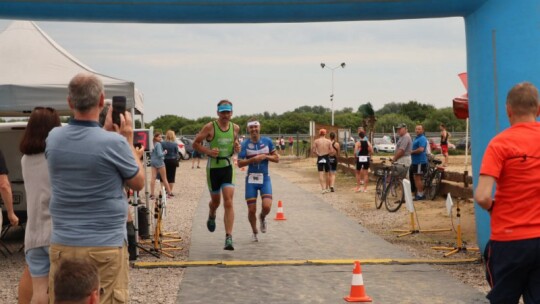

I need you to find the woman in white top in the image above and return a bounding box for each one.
[18,107,61,304]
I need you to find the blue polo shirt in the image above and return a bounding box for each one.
[411,133,428,165]
[45,119,139,247]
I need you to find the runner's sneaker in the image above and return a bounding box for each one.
[330,187,335,192]
[224,235,234,250]
[259,214,267,233]
[206,214,216,232]
[251,233,259,242]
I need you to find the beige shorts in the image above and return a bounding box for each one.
[49,243,129,304]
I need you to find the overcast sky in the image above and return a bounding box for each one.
[0,18,467,121]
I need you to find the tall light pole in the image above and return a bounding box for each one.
[320,62,346,126]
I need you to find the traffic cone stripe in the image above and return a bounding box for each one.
[351,274,364,286]
[274,200,286,220]
[344,261,372,302]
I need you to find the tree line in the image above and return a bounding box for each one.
[138,100,466,135]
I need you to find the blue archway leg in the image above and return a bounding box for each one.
[465,0,540,253]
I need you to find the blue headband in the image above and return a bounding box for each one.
[218,104,232,112]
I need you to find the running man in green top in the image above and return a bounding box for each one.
[193,100,241,250]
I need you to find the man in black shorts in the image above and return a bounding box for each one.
[312,129,332,194]
[328,132,340,192]
[193,100,241,250]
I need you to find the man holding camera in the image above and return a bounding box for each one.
[45,73,145,303]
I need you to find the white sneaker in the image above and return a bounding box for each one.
[259,214,267,233]
[252,233,259,242]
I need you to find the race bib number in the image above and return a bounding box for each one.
[318,158,327,164]
[358,156,369,162]
[248,173,264,184]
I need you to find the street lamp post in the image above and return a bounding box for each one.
[320,62,346,126]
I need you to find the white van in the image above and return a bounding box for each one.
[0,122,28,221]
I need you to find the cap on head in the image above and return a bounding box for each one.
[217,104,233,112]
[395,123,407,129]
[319,128,327,135]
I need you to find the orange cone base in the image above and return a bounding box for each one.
[274,215,286,220]
[344,295,372,302]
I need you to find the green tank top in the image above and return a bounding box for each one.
[208,121,235,168]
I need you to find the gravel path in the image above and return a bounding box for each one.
[0,156,488,303]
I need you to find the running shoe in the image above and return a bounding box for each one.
[206,214,216,232]
[224,235,234,250]
[330,187,335,192]
[259,214,267,233]
[251,233,259,242]
[413,194,426,201]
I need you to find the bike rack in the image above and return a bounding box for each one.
[431,194,479,257]
[392,179,451,237]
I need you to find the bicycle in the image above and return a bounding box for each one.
[423,155,445,200]
[374,158,406,212]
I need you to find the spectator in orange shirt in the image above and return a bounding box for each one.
[475,82,540,303]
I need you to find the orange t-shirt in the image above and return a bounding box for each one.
[479,122,540,241]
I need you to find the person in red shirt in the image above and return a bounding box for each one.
[475,82,540,303]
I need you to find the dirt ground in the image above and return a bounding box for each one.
[272,154,490,295]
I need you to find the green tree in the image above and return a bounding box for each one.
[375,102,402,116]
[375,113,414,134]
[401,100,436,123]
[422,107,466,132]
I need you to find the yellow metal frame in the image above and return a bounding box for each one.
[138,189,182,258]
[392,211,451,238]
[431,200,479,257]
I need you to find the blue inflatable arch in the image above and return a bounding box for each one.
[1,0,539,252]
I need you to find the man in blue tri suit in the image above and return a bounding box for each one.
[238,118,280,242]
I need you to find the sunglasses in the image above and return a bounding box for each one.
[34,106,56,112]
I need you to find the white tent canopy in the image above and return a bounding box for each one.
[0,21,143,116]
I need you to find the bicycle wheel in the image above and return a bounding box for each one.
[426,170,443,200]
[384,178,404,212]
[374,177,385,209]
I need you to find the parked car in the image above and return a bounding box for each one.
[345,138,356,149]
[176,138,190,160]
[456,137,471,151]
[179,136,194,156]
[428,137,456,152]
[373,137,396,153]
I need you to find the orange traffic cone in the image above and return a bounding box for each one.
[344,261,372,302]
[274,200,287,221]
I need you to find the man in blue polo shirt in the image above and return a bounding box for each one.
[410,124,429,200]
[45,73,145,303]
